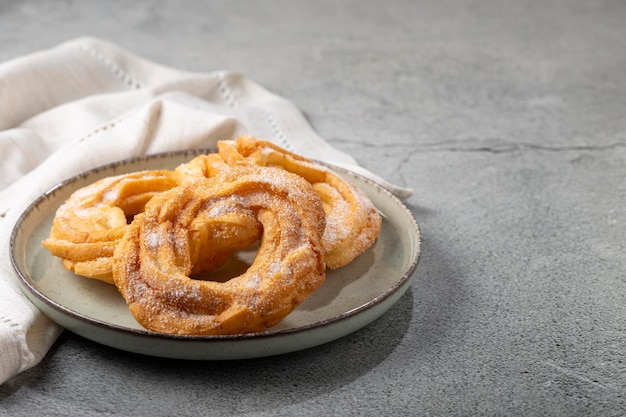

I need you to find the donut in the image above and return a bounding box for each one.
[42,170,180,283]
[112,165,326,335]
[215,135,382,269]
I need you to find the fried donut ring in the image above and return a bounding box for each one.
[216,135,382,269]
[42,170,180,283]
[112,166,326,335]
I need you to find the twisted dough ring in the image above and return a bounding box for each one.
[213,135,382,269]
[42,170,180,283]
[112,166,326,335]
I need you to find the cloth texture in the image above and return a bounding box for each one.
[0,37,410,384]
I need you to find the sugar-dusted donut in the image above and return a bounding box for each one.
[112,165,327,335]
[42,170,180,283]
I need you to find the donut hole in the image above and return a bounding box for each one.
[190,242,259,283]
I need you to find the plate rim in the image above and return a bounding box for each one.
[10,150,421,349]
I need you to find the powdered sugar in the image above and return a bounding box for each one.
[102,189,119,202]
[244,272,262,290]
[144,230,160,249]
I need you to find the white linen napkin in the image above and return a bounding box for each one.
[0,37,411,384]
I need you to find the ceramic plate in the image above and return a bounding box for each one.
[10,150,421,360]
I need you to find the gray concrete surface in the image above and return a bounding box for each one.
[1,0,625,415]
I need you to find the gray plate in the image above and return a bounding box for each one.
[10,150,421,360]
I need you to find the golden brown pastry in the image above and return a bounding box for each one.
[112,166,326,335]
[42,170,180,283]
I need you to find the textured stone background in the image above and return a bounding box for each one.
[1,1,625,415]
